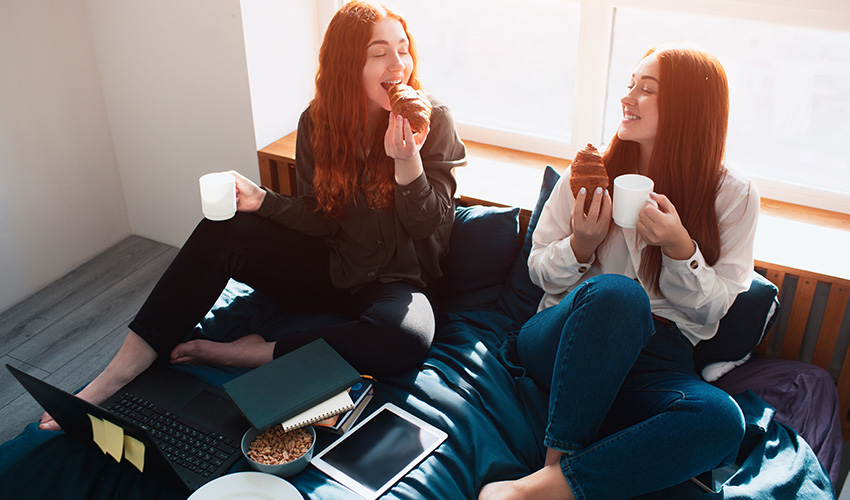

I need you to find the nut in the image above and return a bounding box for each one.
[246,426,313,465]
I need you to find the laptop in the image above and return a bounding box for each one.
[7,363,250,492]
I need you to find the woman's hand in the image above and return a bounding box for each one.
[229,170,265,213]
[384,113,429,159]
[385,113,429,185]
[636,192,695,259]
[570,187,612,262]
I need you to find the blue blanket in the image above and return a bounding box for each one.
[0,198,835,499]
[0,306,833,499]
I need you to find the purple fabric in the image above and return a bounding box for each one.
[713,358,843,486]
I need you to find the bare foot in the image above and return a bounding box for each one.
[40,331,157,431]
[169,334,274,368]
[479,464,575,500]
[479,480,524,500]
[39,413,60,431]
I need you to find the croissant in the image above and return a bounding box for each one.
[569,143,609,212]
[387,84,432,133]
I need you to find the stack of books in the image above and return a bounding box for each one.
[223,339,364,433]
[312,377,374,435]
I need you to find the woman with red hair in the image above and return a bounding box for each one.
[480,44,759,499]
[40,0,465,430]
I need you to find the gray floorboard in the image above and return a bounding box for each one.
[0,235,174,443]
[0,236,171,357]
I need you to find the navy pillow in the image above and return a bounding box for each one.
[693,271,780,373]
[496,166,561,324]
[438,204,522,312]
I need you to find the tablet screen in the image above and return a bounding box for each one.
[312,403,447,499]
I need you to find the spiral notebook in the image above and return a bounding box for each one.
[279,390,354,432]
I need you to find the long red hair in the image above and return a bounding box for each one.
[310,1,421,218]
[603,44,729,291]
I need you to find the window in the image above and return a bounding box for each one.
[321,0,850,213]
[603,6,850,213]
[381,0,582,155]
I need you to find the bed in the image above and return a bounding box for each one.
[0,167,838,499]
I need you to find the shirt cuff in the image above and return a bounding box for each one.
[395,171,429,199]
[662,239,704,274]
[557,237,595,275]
[254,187,284,218]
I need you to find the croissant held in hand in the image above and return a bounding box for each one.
[387,84,432,133]
[569,143,609,213]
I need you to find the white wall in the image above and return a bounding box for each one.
[241,0,320,150]
[0,0,130,312]
[85,0,259,248]
[0,0,322,313]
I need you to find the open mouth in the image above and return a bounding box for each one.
[381,79,402,90]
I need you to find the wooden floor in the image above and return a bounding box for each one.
[0,235,177,444]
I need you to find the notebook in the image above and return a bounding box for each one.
[223,338,361,432]
[7,363,249,492]
[315,378,374,435]
[279,389,354,432]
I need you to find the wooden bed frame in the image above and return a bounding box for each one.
[257,135,850,439]
[754,262,850,437]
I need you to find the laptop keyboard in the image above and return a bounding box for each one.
[108,393,238,478]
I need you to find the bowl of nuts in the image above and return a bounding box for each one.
[241,424,316,478]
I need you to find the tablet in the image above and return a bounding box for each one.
[311,402,447,500]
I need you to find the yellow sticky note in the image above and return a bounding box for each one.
[88,414,107,454]
[102,418,124,462]
[123,435,146,473]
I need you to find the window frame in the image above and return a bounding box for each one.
[319,0,850,213]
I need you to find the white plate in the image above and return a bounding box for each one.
[188,471,303,500]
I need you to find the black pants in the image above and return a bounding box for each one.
[129,213,435,375]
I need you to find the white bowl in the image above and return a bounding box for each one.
[241,425,316,478]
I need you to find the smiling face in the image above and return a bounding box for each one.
[362,18,414,115]
[618,54,660,154]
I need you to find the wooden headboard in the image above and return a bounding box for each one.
[754,262,850,437]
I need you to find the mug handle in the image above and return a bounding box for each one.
[647,193,658,208]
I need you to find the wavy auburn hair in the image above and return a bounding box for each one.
[310,1,421,218]
[603,44,729,291]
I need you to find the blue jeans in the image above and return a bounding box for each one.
[516,274,744,500]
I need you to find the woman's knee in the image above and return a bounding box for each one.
[357,289,436,374]
[383,296,435,360]
[358,323,433,375]
[556,274,653,345]
[580,274,651,315]
[183,213,268,261]
[692,390,746,463]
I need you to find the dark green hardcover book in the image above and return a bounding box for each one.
[223,338,360,431]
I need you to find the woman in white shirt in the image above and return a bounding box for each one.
[479,44,759,500]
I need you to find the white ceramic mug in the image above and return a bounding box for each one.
[612,174,657,228]
[199,172,236,221]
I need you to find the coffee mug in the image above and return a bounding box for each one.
[612,174,657,228]
[199,172,236,221]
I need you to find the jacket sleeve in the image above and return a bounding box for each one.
[393,103,467,240]
[253,110,338,237]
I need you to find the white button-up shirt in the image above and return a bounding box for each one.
[528,167,760,346]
